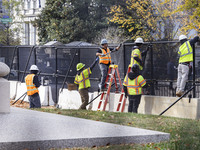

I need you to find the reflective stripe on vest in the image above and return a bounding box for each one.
[123,75,146,95]
[74,68,91,90]
[99,48,111,64]
[130,49,143,70]
[25,74,39,96]
[178,41,193,63]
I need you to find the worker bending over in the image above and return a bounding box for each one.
[96,39,121,91]
[74,57,99,109]
[176,35,199,97]
[123,64,147,113]
[25,65,41,108]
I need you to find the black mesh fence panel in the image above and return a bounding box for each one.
[1,42,200,103]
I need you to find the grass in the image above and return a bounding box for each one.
[35,108,200,150]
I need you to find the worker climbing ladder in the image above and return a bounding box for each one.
[97,64,126,112]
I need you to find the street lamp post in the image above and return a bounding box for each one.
[5,23,9,45]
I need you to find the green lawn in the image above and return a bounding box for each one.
[37,108,200,150]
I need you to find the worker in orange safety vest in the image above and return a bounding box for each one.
[25,65,41,108]
[96,39,121,91]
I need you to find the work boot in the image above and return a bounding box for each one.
[176,91,184,97]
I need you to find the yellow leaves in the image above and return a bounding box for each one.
[128,27,134,32]
[174,0,200,34]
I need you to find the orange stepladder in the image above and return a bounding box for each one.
[97,64,121,111]
[116,65,131,112]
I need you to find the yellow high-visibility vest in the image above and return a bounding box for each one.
[130,49,143,70]
[25,74,39,96]
[178,41,193,63]
[74,68,91,90]
[99,48,111,64]
[123,74,146,95]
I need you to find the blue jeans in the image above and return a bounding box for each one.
[28,93,41,108]
[99,63,109,89]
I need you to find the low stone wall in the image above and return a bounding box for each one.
[10,81,54,106]
[58,90,200,119]
[139,95,200,119]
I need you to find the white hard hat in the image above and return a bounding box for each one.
[101,39,108,45]
[179,35,187,41]
[135,37,144,44]
[30,65,39,71]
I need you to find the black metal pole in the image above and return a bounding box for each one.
[55,47,58,103]
[7,46,17,80]
[60,49,78,93]
[34,46,37,65]
[192,44,196,98]
[12,92,27,105]
[159,86,195,116]
[87,93,102,105]
[150,44,155,95]
[20,46,35,83]
[123,43,126,77]
[6,24,9,45]
[17,46,20,81]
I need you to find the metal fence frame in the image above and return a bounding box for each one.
[1,41,199,104]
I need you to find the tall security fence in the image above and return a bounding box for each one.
[1,41,200,103]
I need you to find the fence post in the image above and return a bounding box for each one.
[192,44,196,98]
[17,46,19,81]
[123,43,126,77]
[20,46,35,83]
[34,46,37,65]
[55,47,58,104]
[7,46,17,80]
[150,44,155,95]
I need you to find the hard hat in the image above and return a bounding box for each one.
[131,64,139,73]
[29,65,39,71]
[135,37,144,44]
[101,39,108,45]
[76,63,85,71]
[179,35,187,41]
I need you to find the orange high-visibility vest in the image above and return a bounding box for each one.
[99,48,111,64]
[25,74,39,96]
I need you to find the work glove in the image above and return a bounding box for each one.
[116,43,122,50]
[100,54,106,57]
[95,57,99,61]
[125,93,128,98]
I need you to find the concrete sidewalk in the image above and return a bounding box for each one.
[0,107,170,150]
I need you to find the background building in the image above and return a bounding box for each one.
[12,0,46,45]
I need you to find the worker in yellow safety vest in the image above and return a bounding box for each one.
[96,39,121,91]
[25,65,41,108]
[129,37,150,74]
[176,35,199,97]
[123,64,147,113]
[130,37,144,71]
[74,57,99,109]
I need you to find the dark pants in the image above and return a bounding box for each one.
[128,95,141,113]
[79,88,89,109]
[28,93,41,108]
[99,63,109,90]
